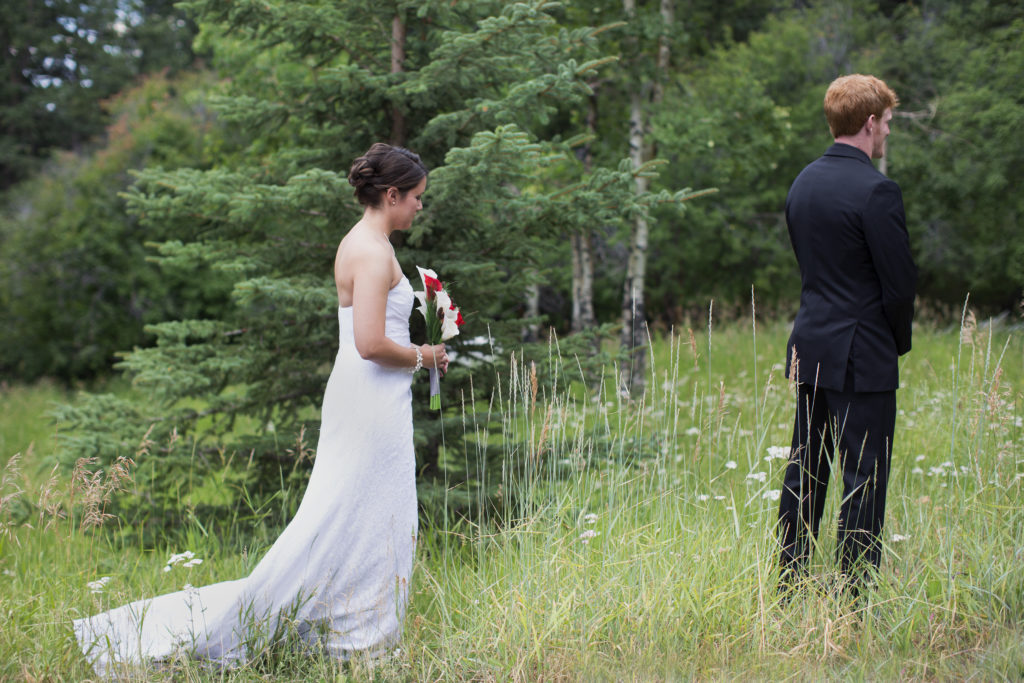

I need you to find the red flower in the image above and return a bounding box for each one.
[423,274,443,299]
[451,303,465,327]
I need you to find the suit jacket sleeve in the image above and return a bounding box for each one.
[863,180,917,355]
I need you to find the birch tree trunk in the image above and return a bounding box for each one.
[619,87,650,395]
[571,232,596,333]
[523,277,540,343]
[390,12,407,146]
[571,93,598,335]
[619,0,673,396]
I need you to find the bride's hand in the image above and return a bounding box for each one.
[424,343,448,375]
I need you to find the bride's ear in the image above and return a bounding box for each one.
[385,187,398,206]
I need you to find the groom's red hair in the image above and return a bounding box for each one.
[824,74,899,138]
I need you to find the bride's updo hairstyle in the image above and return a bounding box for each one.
[347,143,428,207]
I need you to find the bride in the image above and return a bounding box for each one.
[73,143,448,674]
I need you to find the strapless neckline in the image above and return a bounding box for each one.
[338,278,409,311]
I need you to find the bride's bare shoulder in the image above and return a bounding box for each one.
[337,225,392,264]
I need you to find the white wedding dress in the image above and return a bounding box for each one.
[74,278,418,675]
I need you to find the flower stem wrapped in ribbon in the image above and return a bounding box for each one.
[414,266,464,409]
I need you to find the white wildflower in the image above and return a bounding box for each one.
[912,467,924,474]
[724,461,737,470]
[746,471,767,483]
[915,454,926,462]
[685,427,700,436]
[165,550,200,572]
[762,489,781,501]
[583,513,599,525]
[166,551,195,565]
[765,446,789,461]
[87,576,112,594]
[697,494,710,502]
[579,529,599,544]
[891,534,910,542]
[714,495,726,501]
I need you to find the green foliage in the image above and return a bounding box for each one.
[0,0,201,189]
[0,71,232,382]
[640,0,1024,318]
[2,323,1023,679]
[885,1,1024,311]
[55,1,678,530]
[6,0,1022,540]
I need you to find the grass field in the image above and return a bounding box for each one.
[1,316,1022,680]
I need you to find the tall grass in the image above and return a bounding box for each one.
[1,316,1021,680]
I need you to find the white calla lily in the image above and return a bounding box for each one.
[440,315,460,341]
[434,289,452,314]
[416,265,439,288]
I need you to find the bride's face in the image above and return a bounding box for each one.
[389,177,426,231]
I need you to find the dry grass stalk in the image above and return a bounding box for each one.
[529,361,538,414]
[35,462,66,531]
[72,456,108,530]
[688,327,699,370]
[787,346,800,391]
[960,308,977,346]
[1,451,26,542]
[71,428,145,530]
[534,403,554,462]
[286,425,315,464]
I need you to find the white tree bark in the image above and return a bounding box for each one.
[390,12,407,146]
[619,87,650,394]
[571,94,598,335]
[619,0,672,395]
[523,277,540,343]
[571,232,596,333]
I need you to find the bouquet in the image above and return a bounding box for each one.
[414,266,464,409]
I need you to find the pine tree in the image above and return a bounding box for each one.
[0,0,199,189]
[59,0,695,528]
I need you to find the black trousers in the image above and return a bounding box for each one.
[777,378,896,580]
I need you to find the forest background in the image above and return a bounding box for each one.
[0,0,1021,504]
[3,0,1022,514]
[0,0,1022,678]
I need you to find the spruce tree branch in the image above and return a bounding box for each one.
[267,234,333,250]
[155,387,320,429]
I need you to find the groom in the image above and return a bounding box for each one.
[776,74,917,594]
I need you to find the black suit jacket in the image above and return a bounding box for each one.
[785,143,917,392]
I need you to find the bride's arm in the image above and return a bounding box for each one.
[348,246,447,372]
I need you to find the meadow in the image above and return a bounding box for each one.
[1,314,1022,681]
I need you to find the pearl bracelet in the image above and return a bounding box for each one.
[410,345,423,374]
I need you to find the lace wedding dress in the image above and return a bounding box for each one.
[74,278,419,675]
